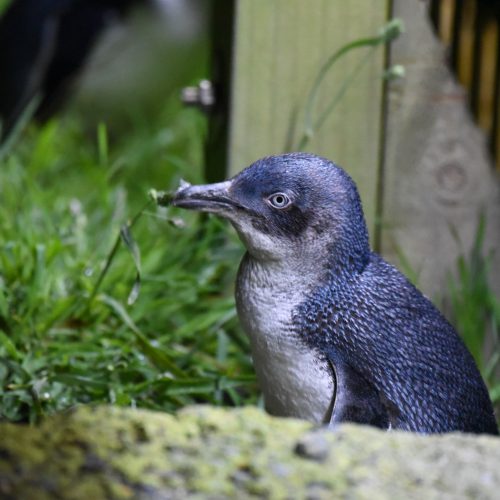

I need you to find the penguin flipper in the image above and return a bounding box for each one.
[326,350,389,429]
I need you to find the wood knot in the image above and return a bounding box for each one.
[436,163,467,193]
[433,162,469,205]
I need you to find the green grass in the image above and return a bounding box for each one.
[0,106,258,423]
[0,103,498,425]
[446,218,500,407]
[0,0,10,15]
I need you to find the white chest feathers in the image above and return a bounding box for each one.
[235,254,334,423]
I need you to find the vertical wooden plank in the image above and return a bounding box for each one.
[228,0,388,235]
[457,0,476,89]
[477,18,498,134]
[382,0,500,298]
[205,0,235,183]
[495,38,500,167]
[438,0,456,45]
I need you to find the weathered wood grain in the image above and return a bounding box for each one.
[382,0,500,297]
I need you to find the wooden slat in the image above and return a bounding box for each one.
[205,0,236,183]
[228,0,388,235]
[477,19,498,134]
[438,0,456,45]
[495,42,500,165]
[457,0,476,90]
[431,0,500,168]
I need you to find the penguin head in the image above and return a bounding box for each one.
[172,153,370,272]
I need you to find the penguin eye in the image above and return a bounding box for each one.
[267,192,292,209]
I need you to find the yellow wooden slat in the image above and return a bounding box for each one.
[477,19,498,134]
[497,88,500,169]
[457,0,476,89]
[439,0,455,45]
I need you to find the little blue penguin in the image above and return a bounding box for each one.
[171,152,498,435]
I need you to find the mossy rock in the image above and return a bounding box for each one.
[0,405,498,499]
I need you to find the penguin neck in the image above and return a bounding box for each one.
[239,251,324,298]
[325,223,370,285]
[237,213,371,289]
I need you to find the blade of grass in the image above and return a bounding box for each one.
[99,294,186,378]
[0,330,21,360]
[88,199,153,305]
[97,122,109,167]
[120,224,141,305]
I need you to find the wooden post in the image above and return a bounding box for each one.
[382,0,500,297]
[205,0,235,183]
[228,0,389,235]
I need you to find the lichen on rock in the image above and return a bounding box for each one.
[0,405,499,499]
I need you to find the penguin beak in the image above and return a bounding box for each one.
[171,180,239,214]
